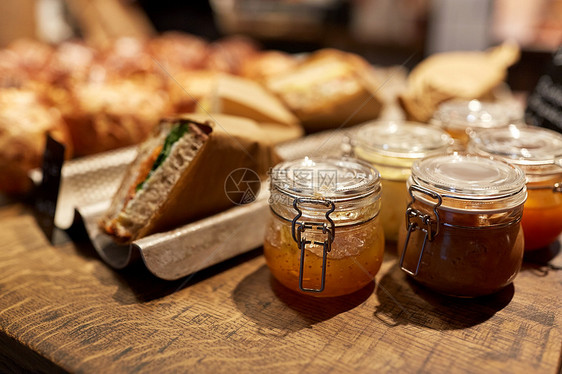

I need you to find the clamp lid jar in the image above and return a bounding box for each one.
[432,99,512,149]
[352,121,452,241]
[398,153,527,297]
[265,156,384,297]
[469,125,562,250]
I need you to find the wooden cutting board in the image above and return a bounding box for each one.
[0,204,560,373]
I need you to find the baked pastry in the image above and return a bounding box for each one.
[168,70,217,114]
[48,40,98,85]
[239,50,298,82]
[99,113,279,243]
[63,78,171,156]
[0,88,70,194]
[98,36,155,81]
[7,39,54,82]
[0,49,27,88]
[266,49,383,131]
[205,36,259,75]
[148,32,209,75]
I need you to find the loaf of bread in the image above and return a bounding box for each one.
[399,42,520,122]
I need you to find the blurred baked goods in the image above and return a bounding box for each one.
[7,39,54,82]
[0,49,26,88]
[148,32,209,75]
[399,42,520,122]
[205,36,259,75]
[63,78,171,156]
[266,49,383,131]
[168,70,217,114]
[0,33,402,194]
[171,72,303,144]
[239,50,298,82]
[47,40,98,85]
[0,88,70,193]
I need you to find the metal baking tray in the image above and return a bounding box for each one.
[54,128,350,280]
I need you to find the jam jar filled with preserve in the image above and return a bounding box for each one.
[469,125,562,250]
[264,157,384,297]
[431,100,511,149]
[398,154,527,297]
[352,121,452,242]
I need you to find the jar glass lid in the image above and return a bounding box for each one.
[355,121,452,159]
[410,154,526,210]
[271,156,380,202]
[433,100,511,131]
[469,125,562,172]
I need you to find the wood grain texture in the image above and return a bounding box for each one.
[0,206,560,373]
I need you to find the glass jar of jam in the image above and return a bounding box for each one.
[469,125,562,250]
[352,121,452,242]
[398,154,527,297]
[431,99,512,149]
[264,157,384,297]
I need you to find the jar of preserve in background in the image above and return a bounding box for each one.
[264,157,384,297]
[398,154,527,297]
[431,99,512,149]
[352,121,452,242]
[469,125,562,250]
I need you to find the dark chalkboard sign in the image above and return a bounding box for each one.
[525,47,562,133]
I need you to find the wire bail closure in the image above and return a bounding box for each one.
[400,185,442,276]
[291,197,336,292]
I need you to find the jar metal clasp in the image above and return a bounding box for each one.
[400,185,442,276]
[291,197,336,293]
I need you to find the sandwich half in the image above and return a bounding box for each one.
[100,113,278,244]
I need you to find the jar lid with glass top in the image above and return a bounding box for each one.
[266,156,384,296]
[353,121,452,178]
[408,153,527,213]
[432,99,512,131]
[469,125,562,178]
[271,156,381,204]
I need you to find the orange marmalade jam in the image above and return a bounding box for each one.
[469,125,562,250]
[521,177,562,250]
[265,157,383,297]
[264,214,384,297]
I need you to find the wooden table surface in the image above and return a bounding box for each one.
[0,202,561,374]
